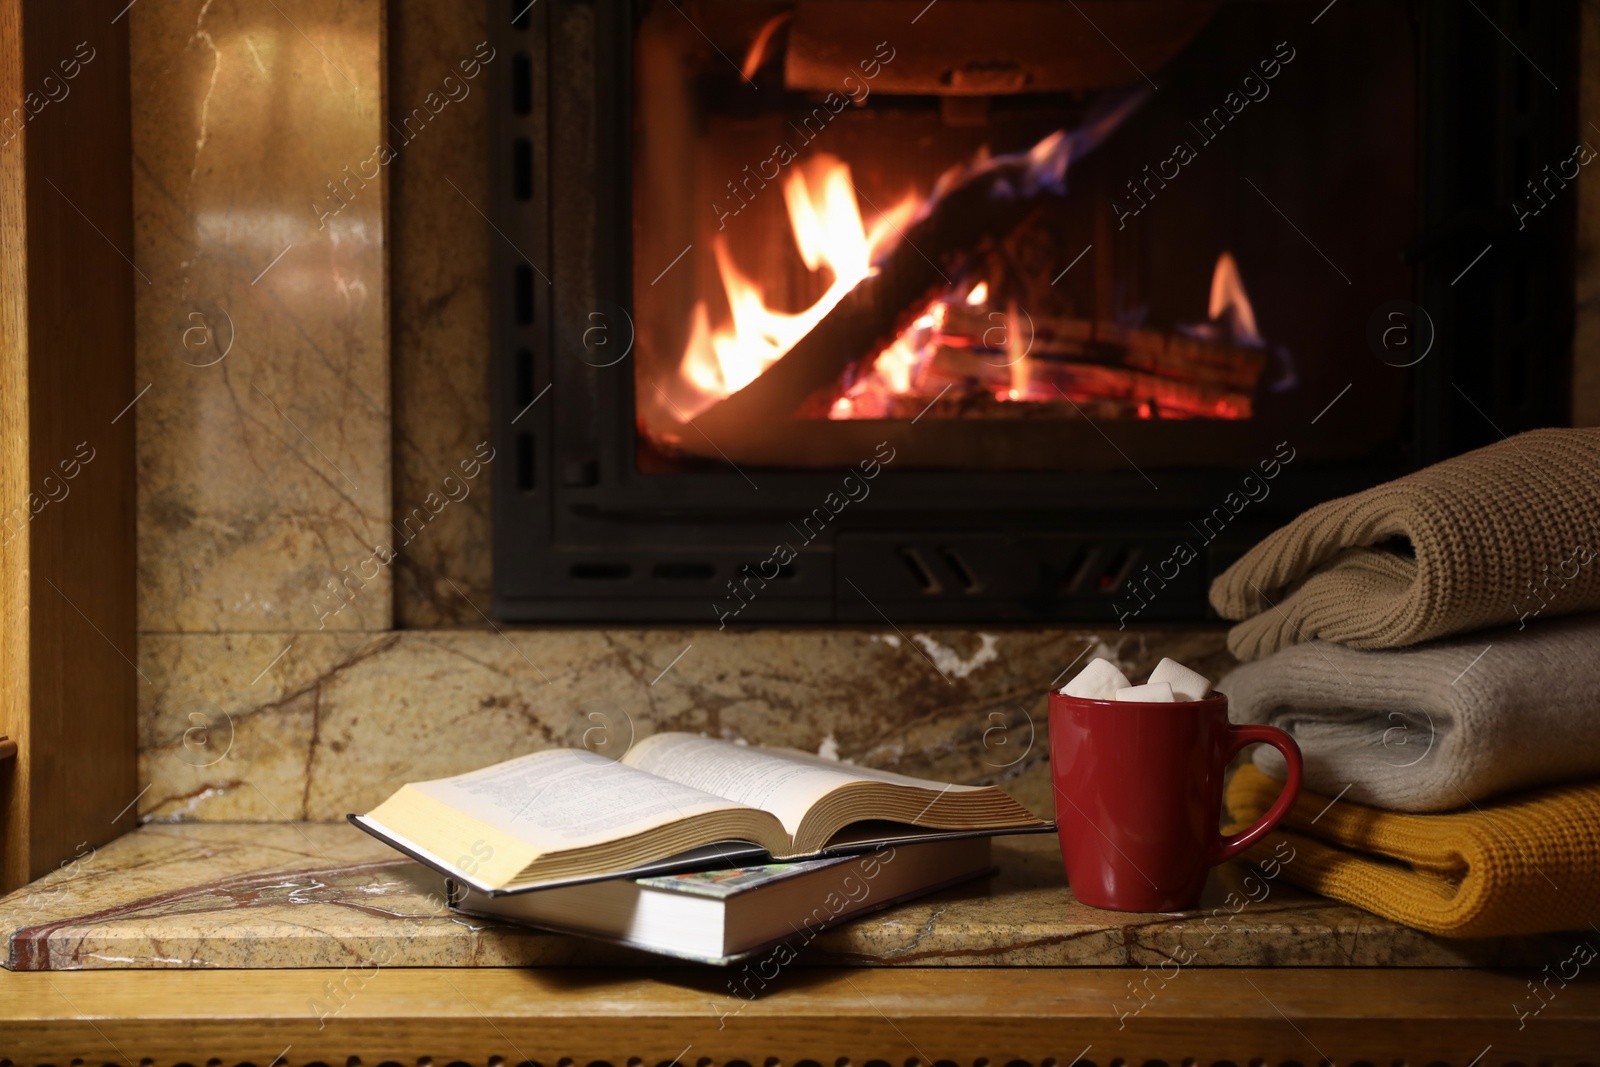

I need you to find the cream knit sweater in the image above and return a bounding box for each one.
[1210,428,1600,660]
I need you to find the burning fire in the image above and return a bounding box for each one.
[679,156,918,411]
[672,119,1272,426]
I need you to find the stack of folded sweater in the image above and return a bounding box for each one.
[1213,427,1600,937]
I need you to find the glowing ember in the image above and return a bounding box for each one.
[678,156,918,415]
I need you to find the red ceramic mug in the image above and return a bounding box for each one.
[1049,690,1302,912]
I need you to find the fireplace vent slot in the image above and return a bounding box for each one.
[1058,547,1092,595]
[939,547,982,595]
[570,563,631,581]
[653,563,715,581]
[513,265,534,324]
[1095,546,1141,594]
[511,54,532,115]
[515,433,535,491]
[512,139,533,200]
[514,349,533,407]
[899,548,942,596]
[741,562,797,581]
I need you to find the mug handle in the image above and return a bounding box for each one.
[1212,723,1302,865]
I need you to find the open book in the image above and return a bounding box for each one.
[352,732,1048,894]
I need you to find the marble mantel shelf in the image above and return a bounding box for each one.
[0,822,1567,970]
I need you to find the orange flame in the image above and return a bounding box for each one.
[1006,299,1029,400]
[678,156,919,414]
[1207,251,1262,347]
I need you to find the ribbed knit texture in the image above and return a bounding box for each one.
[1220,616,1600,812]
[1209,428,1600,661]
[1225,764,1600,937]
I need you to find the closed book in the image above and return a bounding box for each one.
[448,836,993,965]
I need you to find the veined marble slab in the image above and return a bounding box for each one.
[136,628,1229,823]
[132,0,392,632]
[389,1,496,627]
[0,823,1564,971]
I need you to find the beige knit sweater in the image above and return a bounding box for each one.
[1221,615,1600,811]
[1210,428,1600,660]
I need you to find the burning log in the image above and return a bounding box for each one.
[882,350,1255,420]
[690,167,1053,439]
[937,307,1269,392]
[1052,363,1254,418]
[688,94,1147,442]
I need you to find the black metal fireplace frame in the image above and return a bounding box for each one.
[488,0,1576,624]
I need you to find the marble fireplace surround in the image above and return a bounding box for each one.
[128,0,1251,831]
[18,617,1570,972]
[10,0,1575,973]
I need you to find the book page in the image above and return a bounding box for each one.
[409,748,752,853]
[620,733,978,837]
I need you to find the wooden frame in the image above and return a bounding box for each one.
[0,0,137,894]
[3,967,1598,1063]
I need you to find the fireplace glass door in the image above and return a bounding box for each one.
[631,0,1416,472]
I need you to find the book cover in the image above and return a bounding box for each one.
[633,856,855,899]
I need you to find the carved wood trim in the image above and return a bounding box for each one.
[1,967,1597,1064]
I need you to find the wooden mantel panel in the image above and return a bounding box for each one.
[0,0,137,893]
[0,967,1597,1063]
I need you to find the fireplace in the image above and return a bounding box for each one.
[489,0,1577,624]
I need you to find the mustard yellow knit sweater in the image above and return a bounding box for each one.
[1226,764,1600,937]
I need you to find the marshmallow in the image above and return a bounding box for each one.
[1061,657,1131,700]
[1116,682,1176,702]
[1148,657,1213,701]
